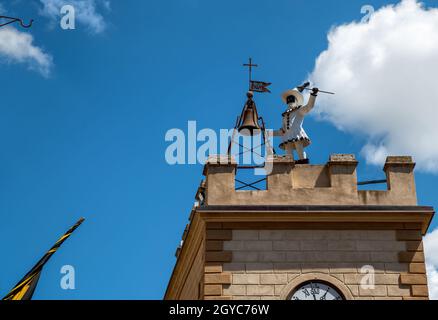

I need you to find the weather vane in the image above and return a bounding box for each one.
[0,16,33,29]
[243,57,271,93]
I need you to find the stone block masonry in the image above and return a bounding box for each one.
[219,229,429,300]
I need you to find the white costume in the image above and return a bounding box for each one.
[276,88,317,161]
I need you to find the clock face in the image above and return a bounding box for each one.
[290,281,344,300]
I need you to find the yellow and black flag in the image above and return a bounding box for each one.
[2,217,85,300]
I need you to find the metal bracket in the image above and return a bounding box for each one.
[0,16,33,28]
[357,179,387,186]
[235,177,267,191]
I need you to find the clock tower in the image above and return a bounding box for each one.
[165,154,434,300]
[165,73,434,300]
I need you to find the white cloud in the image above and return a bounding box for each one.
[424,228,438,299]
[309,0,438,173]
[0,27,53,77]
[426,264,438,300]
[39,0,109,34]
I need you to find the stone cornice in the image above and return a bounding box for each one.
[197,206,434,234]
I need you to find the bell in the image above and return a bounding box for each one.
[238,91,261,136]
[238,107,261,136]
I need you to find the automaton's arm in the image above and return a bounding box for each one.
[299,88,319,115]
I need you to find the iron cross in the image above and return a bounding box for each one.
[243,57,258,90]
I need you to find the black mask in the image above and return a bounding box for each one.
[286,95,296,104]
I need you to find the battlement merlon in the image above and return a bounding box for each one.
[202,154,417,206]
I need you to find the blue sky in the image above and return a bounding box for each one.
[0,0,437,299]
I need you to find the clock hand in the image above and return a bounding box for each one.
[320,288,329,300]
[310,282,316,300]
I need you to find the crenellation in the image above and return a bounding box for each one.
[203,154,418,206]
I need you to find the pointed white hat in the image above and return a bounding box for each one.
[281,88,304,106]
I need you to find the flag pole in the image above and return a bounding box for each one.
[2,217,85,300]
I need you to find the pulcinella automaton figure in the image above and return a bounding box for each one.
[275,83,319,164]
